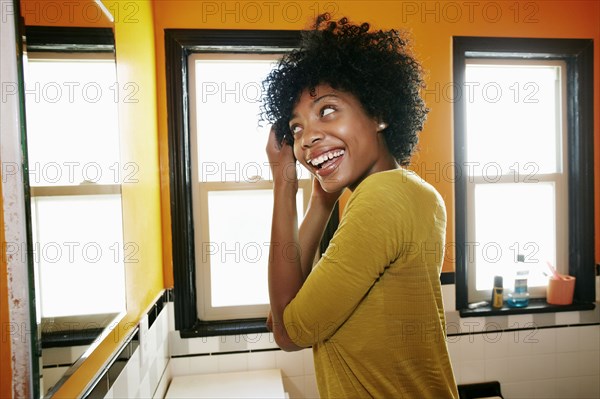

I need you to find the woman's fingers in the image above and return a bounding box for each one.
[266,127,298,185]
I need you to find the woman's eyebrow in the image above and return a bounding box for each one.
[289,93,340,122]
[313,93,339,104]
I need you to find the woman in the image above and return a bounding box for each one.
[262,14,458,398]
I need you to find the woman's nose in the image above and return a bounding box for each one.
[301,124,324,148]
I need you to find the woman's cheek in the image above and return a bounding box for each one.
[292,144,303,164]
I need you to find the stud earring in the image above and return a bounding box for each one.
[378,122,388,131]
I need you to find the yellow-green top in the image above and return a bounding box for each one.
[284,168,458,398]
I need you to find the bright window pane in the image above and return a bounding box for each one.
[474,183,556,290]
[24,58,120,186]
[33,195,125,317]
[207,189,304,307]
[466,64,561,175]
[193,58,310,182]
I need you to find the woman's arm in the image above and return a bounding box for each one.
[266,130,342,350]
[265,129,304,351]
[266,180,340,347]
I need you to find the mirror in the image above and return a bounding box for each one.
[16,1,127,397]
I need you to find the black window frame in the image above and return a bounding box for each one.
[453,36,595,316]
[165,29,305,335]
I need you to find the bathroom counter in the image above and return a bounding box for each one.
[165,368,287,398]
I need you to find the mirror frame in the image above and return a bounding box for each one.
[19,24,126,398]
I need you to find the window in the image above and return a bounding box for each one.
[465,60,567,301]
[188,53,311,320]
[166,29,308,333]
[453,37,595,314]
[25,51,125,318]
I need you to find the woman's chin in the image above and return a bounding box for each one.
[318,178,346,193]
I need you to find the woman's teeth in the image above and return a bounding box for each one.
[309,150,345,168]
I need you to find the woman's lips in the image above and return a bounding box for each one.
[316,153,343,177]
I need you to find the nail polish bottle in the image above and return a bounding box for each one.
[491,276,503,309]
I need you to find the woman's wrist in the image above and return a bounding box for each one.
[309,194,338,213]
[273,177,298,194]
[304,199,336,229]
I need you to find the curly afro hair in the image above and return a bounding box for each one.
[261,14,428,166]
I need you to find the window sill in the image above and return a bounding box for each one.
[179,318,269,338]
[459,298,595,317]
[177,299,598,337]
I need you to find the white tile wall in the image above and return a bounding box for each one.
[448,324,600,399]
[104,304,170,399]
[97,294,599,399]
[166,289,599,399]
[441,283,600,399]
[167,321,598,399]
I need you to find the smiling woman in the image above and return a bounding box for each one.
[261,14,459,398]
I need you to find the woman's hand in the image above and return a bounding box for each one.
[310,176,344,211]
[266,127,298,191]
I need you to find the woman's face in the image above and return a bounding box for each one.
[289,84,395,192]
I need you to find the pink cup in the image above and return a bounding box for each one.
[547,275,576,305]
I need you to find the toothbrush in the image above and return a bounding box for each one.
[546,261,561,280]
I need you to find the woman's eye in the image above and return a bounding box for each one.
[321,106,335,117]
[290,125,302,136]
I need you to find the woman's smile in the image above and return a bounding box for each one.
[306,148,345,177]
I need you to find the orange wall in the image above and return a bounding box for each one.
[52,1,164,397]
[153,0,600,279]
